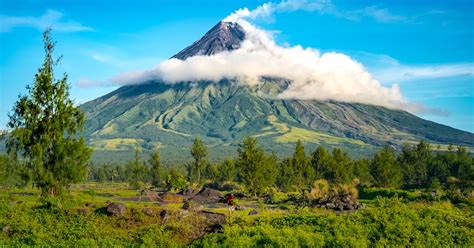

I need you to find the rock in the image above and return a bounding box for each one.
[199,211,226,232]
[160,210,170,221]
[236,205,247,211]
[106,202,126,216]
[190,188,223,204]
[2,225,11,233]
[77,208,89,215]
[143,207,155,217]
[182,200,191,210]
[180,188,200,199]
[85,202,94,207]
[248,209,259,215]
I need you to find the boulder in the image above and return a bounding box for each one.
[190,188,223,204]
[248,209,259,215]
[235,205,247,211]
[106,202,126,216]
[143,207,155,217]
[182,200,191,210]
[160,210,170,221]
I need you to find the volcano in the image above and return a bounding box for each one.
[81,21,474,164]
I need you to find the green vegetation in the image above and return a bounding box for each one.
[5,29,91,197]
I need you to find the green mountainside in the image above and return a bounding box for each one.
[81,79,474,164]
[80,21,474,164]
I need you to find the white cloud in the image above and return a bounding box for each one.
[0,10,93,32]
[353,52,474,83]
[224,0,411,24]
[104,20,415,112]
[224,0,328,22]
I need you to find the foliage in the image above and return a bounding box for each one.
[193,198,474,247]
[190,138,208,184]
[6,29,92,197]
[371,145,403,188]
[236,137,278,197]
[149,150,162,188]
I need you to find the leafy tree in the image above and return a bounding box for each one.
[203,163,219,182]
[331,148,353,183]
[149,150,162,187]
[454,147,474,186]
[126,146,147,189]
[190,138,208,184]
[353,158,373,185]
[310,146,333,180]
[6,29,92,197]
[165,168,187,191]
[399,141,433,187]
[217,158,237,182]
[236,137,278,197]
[371,145,402,188]
[280,140,312,191]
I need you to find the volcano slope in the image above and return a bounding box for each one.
[81,21,474,164]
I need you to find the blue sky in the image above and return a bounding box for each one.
[0,0,473,132]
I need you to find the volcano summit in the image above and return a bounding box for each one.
[81,21,474,163]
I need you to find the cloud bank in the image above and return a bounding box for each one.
[81,0,457,114]
[0,10,93,33]
[97,20,412,111]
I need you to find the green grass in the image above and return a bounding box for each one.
[1,184,473,247]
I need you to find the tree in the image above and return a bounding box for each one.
[371,145,402,188]
[6,29,92,197]
[165,168,187,191]
[353,158,373,185]
[310,146,333,180]
[331,148,353,184]
[217,158,237,182]
[149,150,162,187]
[190,138,208,184]
[126,145,147,189]
[280,140,312,191]
[236,137,278,197]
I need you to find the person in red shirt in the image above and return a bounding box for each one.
[227,194,235,215]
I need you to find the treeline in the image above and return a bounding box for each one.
[82,138,473,195]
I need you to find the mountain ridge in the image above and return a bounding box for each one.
[80,21,474,163]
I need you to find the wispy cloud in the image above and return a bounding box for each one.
[0,9,93,32]
[225,0,413,24]
[354,52,474,83]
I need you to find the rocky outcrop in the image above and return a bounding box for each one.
[106,202,126,216]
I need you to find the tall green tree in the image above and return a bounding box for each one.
[149,150,162,187]
[371,145,402,188]
[6,29,92,197]
[331,148,353,183]
[126,145,147,189]
[280,140,312,191]
[310,146,333,180]
[236,137,278,197]
[353,158,373,185]
[190,138,208,184]
[217,158,237,182]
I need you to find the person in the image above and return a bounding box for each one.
[226,193,235,215]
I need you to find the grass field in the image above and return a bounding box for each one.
[1,183,473,247]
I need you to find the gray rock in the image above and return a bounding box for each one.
[2,225,11,233]
[106,202,126,216]
[248,209,259,215]
[143,207,155,217]
[160,210,170,221]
